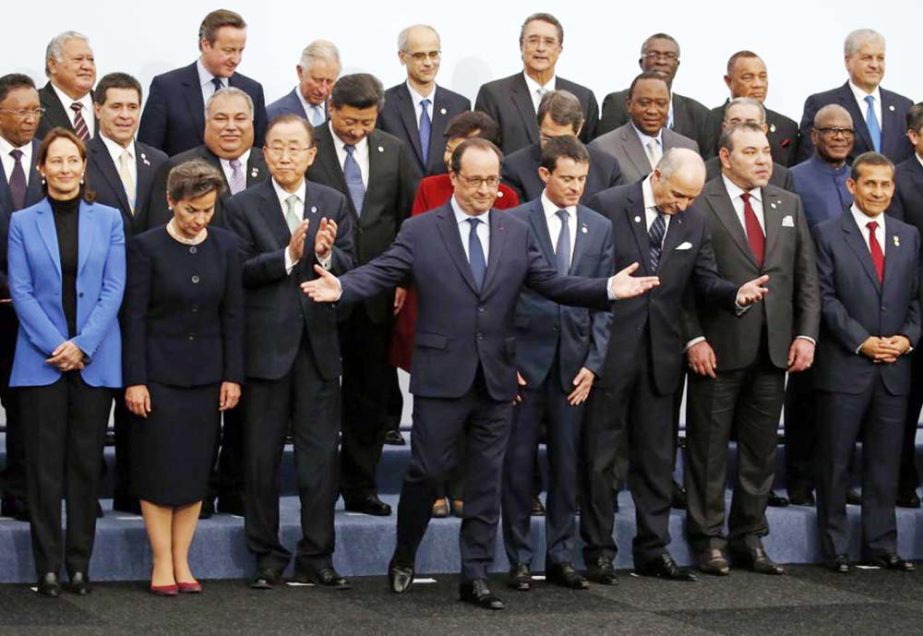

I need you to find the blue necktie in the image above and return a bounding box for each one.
[343,144,366,216]
[865,95,882,152]
[555,209,571,274]
[419,99,432,167]
[211,77,224,95]
[467,217,486,290]
[649,211,666,272]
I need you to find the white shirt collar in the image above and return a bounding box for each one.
[523,71,555,96]
[196,58,225,89]
[848,80,881,106]
[219,148,251,170]
[630,121,664,146]
[295,87,323,115]
[642,174,657,210]
[329,122,368,154]
[271,176,306,206]
[407,81,435,105]
[915,152,923,170]
[721,173,762,203]
[51,82,93,117]
[540,190,575,219]
[0,135,31,159]
[451,196,489,224]
[850,203,885,234]
[99,133,134,164]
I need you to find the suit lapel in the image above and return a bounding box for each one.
[246,150,265,186]
[313,126,349,196]
[429,88,452,172]
[395,86,425,167]
[762,188,784,263]
[880,90,903,154]
[435,205,479,294]
[528,201,556,268]
[362,131,388,227]
[41,83,74,132]
[135,142,157,214]
[257,181,291,247]
[0,161,12,211]
[625,185,652,274]
[26,140,42,204]
[882,222,906,297]
[77,201,96,275]
[836,83,873,152]
[89,138,131,213]
[658,211,685,269]
[181,64,206,144]
[707,180,758,268]
[36,201,61,278]
[511,76,539,145]
[571,207,592,273]
[482,209,507,293]
[841,213,882,293]
[621,126,654,178]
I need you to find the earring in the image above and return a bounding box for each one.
[80,176,85,185]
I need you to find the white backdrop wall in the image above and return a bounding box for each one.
[3,0,919,125]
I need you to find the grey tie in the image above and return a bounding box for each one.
[228,159,245,194]
[555,209,571,274]
[284,195,300,233]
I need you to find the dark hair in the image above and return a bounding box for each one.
[726,50,761,75]
[851,151,895,181]
[449,138,503,175]
[906,102,923,134]
[198,9,246,49]
[627,71,669,101]
[519,12,563,46]
[0,74,36,104]
[641,33,680,56]
[167,159,226,203]
[444,111,500,146]
[36,127,95,202]
[94,72,142,106]
[265,113,315,147]
[718,121,766,153]
[536,90,584,133]
[539,135,589,172]
[329,73,384,111]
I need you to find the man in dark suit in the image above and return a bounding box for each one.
[225,114,355,589]
[684,123,820,576]
[379,25,470,180]
[301,137,658,609]
[501,136,614,593]
[0,74,45,521]
[596,33,709,148]
[502,91,621,203]
[798,29,913,164]
[266,40,341,127]
[139,9,268,156]
[86,73,168,514]
[36,32,96,140]
[813,152,920,573]
[702,52,799,166]
[590,73,698,185]
[306,73,417,517]
[475,13,598,153]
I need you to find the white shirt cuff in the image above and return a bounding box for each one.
[684,336,706,352]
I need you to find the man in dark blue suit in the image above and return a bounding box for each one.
[812,152,920,573]
[266,40,341,127]
[0,74,45,521]
[501,136,613,592]
[798,29,913,164]
[301,138,658,609]
[378,25,470,180]
[139,9,268,156]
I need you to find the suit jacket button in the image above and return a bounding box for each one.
[477,333,483,340]
[189,246,197,254]
[78,292,84,298]
[188,334,195,341]
[191,275,200,284]
[478,306,485,313]
[191,304,199,313]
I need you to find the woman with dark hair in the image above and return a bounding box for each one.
[8,127,126,597]
[122,159,243,596]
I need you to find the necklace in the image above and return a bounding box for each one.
[166,219,207,245]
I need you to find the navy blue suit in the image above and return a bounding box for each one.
[138,62,268,157]
[337,202,609,581]
[812,212,921,560]
[266,88,315,122]
[501,199,613,569]
[501,142,622,203]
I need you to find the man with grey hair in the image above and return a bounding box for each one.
[267,40,342,127]
[37,31,96,140]
[378,25,470,179]
[798,28,913,163]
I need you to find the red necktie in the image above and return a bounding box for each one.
[740,192,764,268]
[70,102,90,141]
[867,221,884,283]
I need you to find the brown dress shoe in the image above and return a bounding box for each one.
[698,548,730,576]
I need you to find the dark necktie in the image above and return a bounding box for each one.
[211,77,224,94]
[467,217,486,290]
[419,99,432,167]
[8,149,27,210]
[867,221,884,283]
[555,209,571,274]
[649,210,666,272]
[70,102,90,141]
[740,192,765,268]
[343,144,366,215]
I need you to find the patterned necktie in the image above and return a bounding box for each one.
[70,102,90,141]
[467,217,486,290]
[118,149,136,213]
[741,192,765,267]
[8,149,26,210]
[419,98,432,167]
[284,194,301,233]
[228,159,245,194]
[865,95,882,153]
[867,221,884,283]
[649,211,666,272]
[555,209,571,274]
[343,144,366,215]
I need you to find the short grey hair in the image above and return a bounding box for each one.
[724,97,766,124]
[844,28,885,56]
[299,40,341,74]
[814,104,853,128]
[398,25,439,51]
[207,87,254,118]
[657,147,704,180]
[45,31,90,77]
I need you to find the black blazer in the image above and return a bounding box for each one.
[225,179,355,381]
[501,142,622,203]
[36,83,97,140]
[122,225,244,387]
[702,101,800,167]
[596,90,709,149]
[475,73,599,154]
[146,144,267,230]
[378,83,471,178]
[86,136,169,237]
[889,156,923,236]
[138,62,268,157]
[704,156,795,193]
[0,139,44,293]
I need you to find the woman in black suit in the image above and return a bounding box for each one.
[122,159,243,595]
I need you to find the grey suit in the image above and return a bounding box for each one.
[589,123,698,185]
[597,90,709,149]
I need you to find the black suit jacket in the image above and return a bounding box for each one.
[225,179,355,381]
[138,62,268,157]
[702,101,799,166]
[889,156,923,237]
[146,145,267,230]
[36,83,97,140]
[86,136,169,237]
[704,156,795,193]
[378,83,470,178]
[475,73,599,154]
[501,142,622,203]
[596,90,709,149]
[0,139,44,295]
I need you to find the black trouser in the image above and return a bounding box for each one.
[110,397,134,503]
[0,308,25,508]
[783,368,817,492]
[244,338,340,575]
[898,348,923,494]
[206,405,245,503]
[20,373,112,577]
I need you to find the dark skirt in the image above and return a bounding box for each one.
[130,382,220,506]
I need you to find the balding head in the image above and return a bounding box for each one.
[650,148,706,214]
[811,104,854,166]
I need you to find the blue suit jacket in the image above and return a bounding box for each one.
[0,139,44,294]
[502,142,622,204]
[812,212,921,395]
[338,202,610,400]
[8,199,125,388]
[790,154,852,229]
[889,156,923,238]
[507,199,613,391]
[266,87,317,122]
[138,62,268,157]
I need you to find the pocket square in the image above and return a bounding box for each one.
[781,215,794,227]
[675,241,693,250]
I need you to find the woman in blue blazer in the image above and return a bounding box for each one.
[8,128,125,597]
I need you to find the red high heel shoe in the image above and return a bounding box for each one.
[149,583,179,596]
[177,580,202,594]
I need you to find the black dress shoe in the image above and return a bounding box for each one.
[671,481,687,509]
[788,487,816,507]
[585,557,618,585]
[864,553,915,572]
[546,562,590,590]
[896,489,921,508]
[846,487,862,506]
[730,546,785,575]
[388,560,415,594]
[767,490,790,507]
[530,495,545,516]
[217,493,247,516]
[825,555,851,574]
[95,500,104,519]
[293,568,351,590]
[66,571,92,595]
[507,563,531,591]
[459,579,504,610]
[636,554,697,581]
[249,568,281,590]
[112,496,142,515]
[383,430,405,446]
[1,497,29,522]
[344,495,392,516]
[697,548,730,576]
[199,498,215,519]
[37,572,60,598]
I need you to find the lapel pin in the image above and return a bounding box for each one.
[378,146,384,153]
[311,206,317,214]
[634,215,641,223]
[889,105,896,112]
[140,152,150,166]
[769,123,777,133]
[770,202,777,209]
[251,168,259,179]
[440,107,447,115]
[894,235,900,247]
[581,224,588,234]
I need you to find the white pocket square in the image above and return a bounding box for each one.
[782,215,794,227]
[675,241,693,250]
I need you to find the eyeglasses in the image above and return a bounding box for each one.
[815,127,855,138]
[0,107,45,119]
[458,175,500,188]
[643,51,678,61]
[265,145,313,158]
[404,50,441,62]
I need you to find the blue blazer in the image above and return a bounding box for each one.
[8,198,125,388]
[266,87,313,122]
[812,212,921,396]
[889,156,923,236]
[507,199,613,391]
